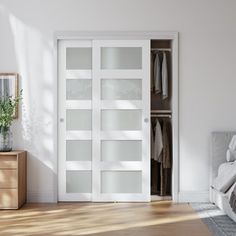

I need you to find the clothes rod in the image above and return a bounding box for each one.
[151,48,172,52]
[151,114,172,118]
[151,110,172,114]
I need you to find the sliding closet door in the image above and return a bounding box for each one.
[58,39,150,202]
[58,40,93,201]
[92,40,150,201]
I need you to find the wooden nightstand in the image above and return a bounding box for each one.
[0,151,27,209]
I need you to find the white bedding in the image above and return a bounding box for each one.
[212,161,236,193]
[210,132,236,223]
[218,162,235,176]
[211,162,236,222]
[226,182,236,199]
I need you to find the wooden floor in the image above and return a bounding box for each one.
[0,201,212,236]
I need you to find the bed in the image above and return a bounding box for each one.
[210,132,236,222]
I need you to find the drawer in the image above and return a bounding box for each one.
[0,169,17,188]
[0,155,17,169]
[0,189,18,209]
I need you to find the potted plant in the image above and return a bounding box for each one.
[0,90,22,151]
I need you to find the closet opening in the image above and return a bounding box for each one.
[57,33,179,202]
[150,40,173,201]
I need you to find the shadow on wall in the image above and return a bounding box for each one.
[0,4,57,202]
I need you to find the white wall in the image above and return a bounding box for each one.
[0,0,236,202]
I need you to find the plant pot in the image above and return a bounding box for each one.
[0,127,13,152]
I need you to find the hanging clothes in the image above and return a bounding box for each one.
[151,53,155,92]
[151,124,154,159]
[152,50,169,99]
[151,118,172,196]
[160,120,171,168]
[162,52,168,100]
[151,120,160,195]
[153,118,163,162]
[151,159,160,195]
[159,120,172,196]
[153,52,162,94]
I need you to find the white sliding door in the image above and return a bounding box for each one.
[58,39,150,202]
[92,40,150,201]
[58,40,93,201]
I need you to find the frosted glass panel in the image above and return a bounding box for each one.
[101,47,142,69]
[66,171,91,193]
[66,48,92,70]
[101,110,142,130]
[66,109,91,130]
[66,140,92,161]
[101,171,142,193]
[66,79,92,100]
[101,141,142,161]
[101,79,142,100]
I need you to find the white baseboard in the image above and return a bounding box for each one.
[178,191,209,202]
[27,191,209,203]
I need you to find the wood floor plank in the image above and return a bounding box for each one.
[0,201,212,236]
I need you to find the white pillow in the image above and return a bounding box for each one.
[226,149,236,162]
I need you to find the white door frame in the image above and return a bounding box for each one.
[54,31,179,202]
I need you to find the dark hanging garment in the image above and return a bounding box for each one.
[151,120,161,195]
[158,120,172,196]
[162,120,171,169]
[151,159,160,195]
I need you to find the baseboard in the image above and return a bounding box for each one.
[178,191,209,202]
[27,191,209,203]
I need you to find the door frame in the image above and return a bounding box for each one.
[54,31,179,202]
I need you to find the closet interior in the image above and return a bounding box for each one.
[150,40,172,200]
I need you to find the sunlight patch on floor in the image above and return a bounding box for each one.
[0,202,209,236]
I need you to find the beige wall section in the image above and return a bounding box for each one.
[0,0,236,202]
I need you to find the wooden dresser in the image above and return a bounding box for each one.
[0,151,27,209]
